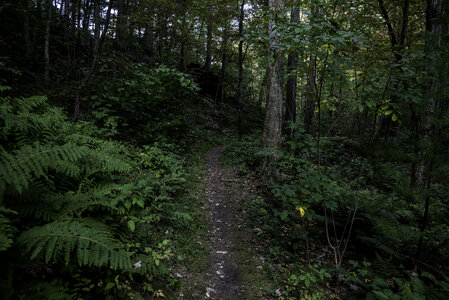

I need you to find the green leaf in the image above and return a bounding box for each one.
[105,282,115,291]
[128,220,135,233]
[305,279,310,287]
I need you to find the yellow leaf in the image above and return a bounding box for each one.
[295,206,306,217]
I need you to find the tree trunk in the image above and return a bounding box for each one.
[376,0,410,138]
[73,0,113,122]
[144,22,155,66]
[285,0,300,134]
[262,0,285,179]
[220,22,229,103]
[44,0,52,86]
[415,0,444,261]
[24,0,32,59]
[237,0,245,136]
[179,0,187,70]
[116,0,125,49]
[204,5,213,69]
[64,0,70,17]
[82,0,92,38]
[305,55,316,133]
[77,0,82,30]
[93,0,100,55]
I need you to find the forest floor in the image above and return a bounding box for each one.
[175,144,275,299]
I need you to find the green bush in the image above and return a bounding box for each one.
[0,85,188,298]
[88,62,200,144]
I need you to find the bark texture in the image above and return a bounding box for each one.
[44,0,52,85]
[285,0,300,133]
[204,5,214,69]
[262,0,285,179]
[237,0,245,136]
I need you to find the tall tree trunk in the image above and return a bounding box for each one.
[93,0,100,55]
[204,5,213,69]
[285,0,300,135]
[376,0,410,138]
[73,0,113,122]
[179,0,187,70]
[237,0,245,136]
[116,0,124,49]
[156,9,167,61]
[44,0,52,86]
[64,0,70,17]
[144,22,155,66]
[24,0,32,60]
[157,11,163,60]
[77,0,82,30]
[262,0,285,179]
[305,55,316,133]
[415,0,445,261]
[220,22,229,103]
[82,0,92,38]
[71,0,76,32]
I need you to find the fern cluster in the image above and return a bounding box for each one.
[0,88,188,298]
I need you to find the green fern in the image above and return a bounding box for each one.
[0,206,16,251]
[0,142,84,194]
[18,186,121,222]
[0,88,181,296]
[18,218,132,270]
[53,187,122,219]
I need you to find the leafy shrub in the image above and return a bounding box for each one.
[0,85,188,298]
[89,62,200,144]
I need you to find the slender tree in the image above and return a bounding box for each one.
[376,0,411,138]
[285,0,300,134]
[179,0,187,70]
[73,0,113,122]
[415,0,446,260]
[305,55,316,133]
[237,0,245,136]
[220,19,229,102]
[262,0,285,179]
[204,4,214,69]
[44,0,52,85]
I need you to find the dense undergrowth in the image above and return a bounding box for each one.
[0,61,205,299]
[223,127,449,299]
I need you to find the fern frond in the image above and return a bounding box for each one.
[0,142,84,193]
[53,187,121,219]
[18,219,132,270]
[0,206,17,251]
[80,147,132,175]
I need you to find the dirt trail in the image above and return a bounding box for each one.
[203,146,242,299]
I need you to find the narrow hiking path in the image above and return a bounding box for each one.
[204,146,241,299]
[199,146,274,300]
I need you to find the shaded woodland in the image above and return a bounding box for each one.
[0,0,448,298]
